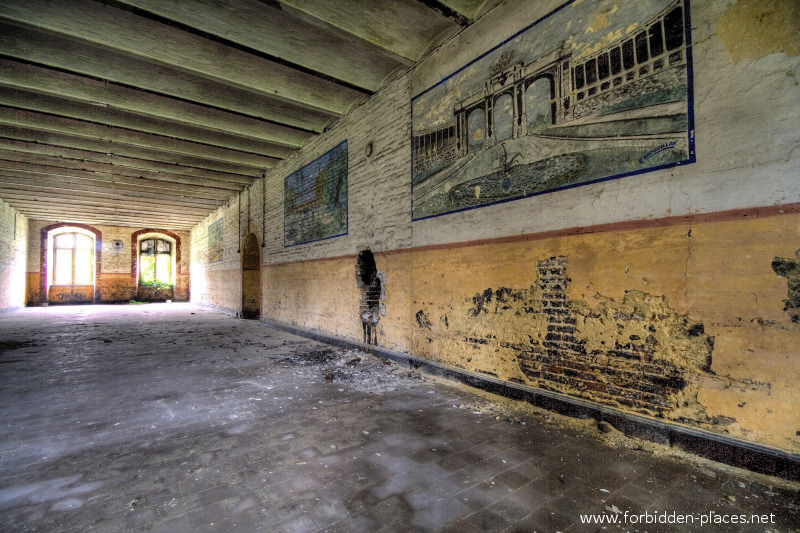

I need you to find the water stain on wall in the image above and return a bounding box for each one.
[717,0,800,61]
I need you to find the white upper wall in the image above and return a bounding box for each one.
[192,0,799,264]
[409,0,799,247]
[0,199,28,310]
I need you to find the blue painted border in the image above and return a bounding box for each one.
[284,140,349,248]
[410,0,697,222]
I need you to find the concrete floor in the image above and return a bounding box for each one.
[0,304,797,533]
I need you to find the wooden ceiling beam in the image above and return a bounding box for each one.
[0,196,215,221]
[0,0,367,115]
[0,148,255,187]
[0,107,276,170]
[0,59,312,148]
[0,86,297,159]
[0,141,259,185]
[114,0,404,93]
[0,22,335,132]
[273,0,458,63]
[0,159,247,193]
[0,168,237,201]
[0,179,226,209]
[0,126,266,176]
[2,204,200,229]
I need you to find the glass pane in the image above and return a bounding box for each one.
[76,233,93,250]
[664,7,684,51]
[140,239,154,253]
[54,233,74,248]
[156,239,171,253]
[622,39,635,70]
[649,22,664,57]
[155,256,171,283]
[597,53,609,80]
[635,32,649,64]
[585,59,597,84]
[140,255,156,283]
[609,47,622,75]
[54,249,73,284]
[574,64,585,89]
[74,250,93,284]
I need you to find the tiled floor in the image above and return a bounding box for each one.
[0,304,797,532]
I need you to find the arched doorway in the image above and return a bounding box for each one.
[467,107,486,155]
[241,233,261,319]
[525,76,555,133]
[493,92,514,143]
[131,228,182,302]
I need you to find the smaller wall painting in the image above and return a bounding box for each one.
[284,141,348,247]
[208,218,223,263]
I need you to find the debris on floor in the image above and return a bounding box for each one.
[274,346,426,393]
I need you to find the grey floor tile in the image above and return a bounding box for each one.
[0,304,796,533]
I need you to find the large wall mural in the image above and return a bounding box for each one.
[284,141,349,247]
[411,0,694,220]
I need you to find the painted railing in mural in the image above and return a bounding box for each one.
[568,0,686,120]
[411,0,687,184]
[411,121,459,181]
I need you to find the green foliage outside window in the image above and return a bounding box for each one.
[139,238,173,288]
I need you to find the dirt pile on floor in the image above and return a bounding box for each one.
[275,346,427,393]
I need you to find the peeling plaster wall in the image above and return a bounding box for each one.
[0,199,27,311]
[405,214,800,450]
[25,220,190,304]
[189,0,800,453]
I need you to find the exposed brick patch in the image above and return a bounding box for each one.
[772,249,800,322]
[356,250,384,344]
[513,256,713,418]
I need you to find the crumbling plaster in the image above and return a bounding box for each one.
[190,0,800,454]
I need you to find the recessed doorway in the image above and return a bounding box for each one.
[241,233,261,319]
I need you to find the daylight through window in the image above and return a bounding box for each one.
[53,232,94,285]
[139,238,172,284]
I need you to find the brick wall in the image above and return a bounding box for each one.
[0,199,27,311]
[189,0,800,454]
[517,256,712,417]
[190,198,244,313]
[26,220,190,304]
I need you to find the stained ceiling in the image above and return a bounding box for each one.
[0,0,501,230]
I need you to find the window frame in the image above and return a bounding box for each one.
[52,231,95,286]
[138,237,173,285]
[137,235,176,287]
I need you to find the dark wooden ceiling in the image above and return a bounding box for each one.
[0,0,500,229]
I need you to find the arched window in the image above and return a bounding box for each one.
[52,231,94,285]
[139,238,172,284]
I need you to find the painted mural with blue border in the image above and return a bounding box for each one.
[411,0,694,220]
[284,141,348,247]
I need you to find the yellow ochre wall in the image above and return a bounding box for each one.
[256,209,800,452]
[191,0,800,454]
